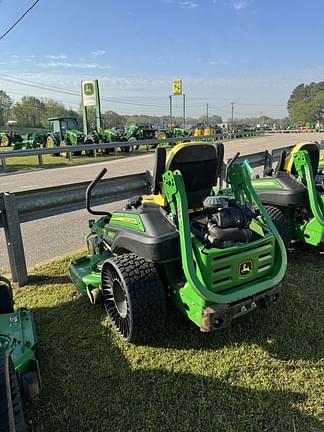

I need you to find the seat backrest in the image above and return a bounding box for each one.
[286,142,320,177]
[166,143,221,208]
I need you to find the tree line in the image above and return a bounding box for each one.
[0,91,223,130]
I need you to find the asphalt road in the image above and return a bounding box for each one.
[1,132,323,273]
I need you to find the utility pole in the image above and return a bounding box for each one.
[231,102,234,129]
[169,95,172,128]
[206,102,209,124]
[183,94,186,129]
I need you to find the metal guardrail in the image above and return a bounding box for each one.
[227,150,272,170]
[1,139,323,286]
[0,131,260,172]
[0,172,151,286]
[267,129,324,134]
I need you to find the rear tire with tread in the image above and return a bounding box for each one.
[265,205,293,248]
[0,352,26,432]
[101,253,167,343]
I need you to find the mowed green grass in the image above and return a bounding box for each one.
[0,147,149,173]
[14,247,324,432]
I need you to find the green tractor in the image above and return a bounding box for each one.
[156,127,189,142]
[1,131,23,147]
[101,127,128,153]
[13,132,48,151]
[252,142,324,248]
[0,276,40,431]
[69,142,287,343]
[46,117,89,156]
[123,123,157,151]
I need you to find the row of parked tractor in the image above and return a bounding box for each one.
[0,118,223,154]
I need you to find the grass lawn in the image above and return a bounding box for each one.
[0,147,149,173]
[13,247,324,432]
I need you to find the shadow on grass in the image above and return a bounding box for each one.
[27,274,72,286]
[140,247,323,363]
[26,297,323,432]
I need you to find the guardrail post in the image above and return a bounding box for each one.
[2,193,28,286]
[1,157,7,173]
[37,154,43,167]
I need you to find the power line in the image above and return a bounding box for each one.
[0,74,172,109]
[0,74,203,111]
[0,0,41,41]
[236,102,286,107]
[0,73,287,113]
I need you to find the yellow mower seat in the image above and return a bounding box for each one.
[284,142,320,176]
[143,142,224,209]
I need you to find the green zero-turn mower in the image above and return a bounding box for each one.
[0,275,40,431]
[69,142,287,343]
[252,142,324,248]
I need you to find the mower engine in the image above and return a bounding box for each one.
[191,196,257,248]
[315,169,324,191]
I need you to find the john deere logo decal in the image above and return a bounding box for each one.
[84,82,94,96]
[239,260,252,277]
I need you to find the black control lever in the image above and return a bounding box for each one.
[226,152,240,184]
[86,168,111,216]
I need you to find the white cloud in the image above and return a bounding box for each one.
[0,60,20,65]
[91,50,106,57]
[178,1,198,8]
[37,62,112,70]
[162,0,198,8]
[232,1,249,11]
[45,54,68,60]
[208,59,231,65]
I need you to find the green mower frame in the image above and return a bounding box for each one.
[69,143,287,343]
[0,275,40,431]
[252,142,324,248]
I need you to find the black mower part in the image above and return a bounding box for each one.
[0,284,14,315]
[265,205,293,248]
[0,352,26,432]
[101,253,167,343]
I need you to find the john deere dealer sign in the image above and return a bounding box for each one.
[82,80,98,107]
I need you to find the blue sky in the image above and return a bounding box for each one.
[0,0,323,119]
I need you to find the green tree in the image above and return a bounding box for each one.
[41,100,80,127]
[287,81,324,126]
[197,114,222,124]
[12,96,46,127]
[0,90,13,126]
[102,110,126,128]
